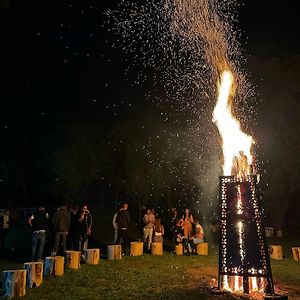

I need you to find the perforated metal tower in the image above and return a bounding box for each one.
[218,175,274,294]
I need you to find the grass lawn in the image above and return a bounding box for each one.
[0,254,221,300]
[1,241,300,300]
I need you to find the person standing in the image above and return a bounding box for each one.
[182,208,194,238]
[68,205,80,250]
[78,204,92,252]
[115,203,130,255]
[153,218,164,243]
[0,209,10,248]
[28,206,49,261]
[143,208,155,251]
[52,205,70,255]
[112,210,118,244]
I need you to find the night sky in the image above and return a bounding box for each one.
[240,1,300,53]
[0,0,300,205]
[1,1,299,129]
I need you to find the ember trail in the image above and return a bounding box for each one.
[111,1,291,297]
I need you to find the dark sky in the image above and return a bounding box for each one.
[239,1,300,54]
[0,0,299,154]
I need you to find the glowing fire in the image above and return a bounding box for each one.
[213,70,253,178]
[214,70,262,294]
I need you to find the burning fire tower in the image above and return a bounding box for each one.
[218,173,274,294]
[213,70,275,295]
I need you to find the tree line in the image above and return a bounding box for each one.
[1,53,300,234]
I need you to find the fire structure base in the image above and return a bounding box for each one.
[264,295,288,300]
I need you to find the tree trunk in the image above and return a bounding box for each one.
[274,196,290,236]
[44,257,55,277]
[151,242,163,255]
[130,242,143,256]
[137,202,143,229]
[196,243,209,256]
[44,256,64,277]
[24,262,43,288]
[166,189,172,211]
[54,256,64,276]
[107,245,122,260]
[268,245,283,260]
[65,251,81,270]
[175,244,183,255]
[2,270,26,298]
[114,188,119,211]
[84,248,100,265]
[292,247,300,261]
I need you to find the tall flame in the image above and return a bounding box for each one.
[213,70,253,178]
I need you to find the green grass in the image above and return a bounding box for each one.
[1,234,300,299]
[1,251,300,300]
[266,234,300,286]
[267,235,300,258]
[0,254,220,300]
[271,258,300,285]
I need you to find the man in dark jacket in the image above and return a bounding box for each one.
[52,205,70,255]
[28,206,49,261]
[115,203,130,255]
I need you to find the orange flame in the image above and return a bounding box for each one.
[213,70,253,178]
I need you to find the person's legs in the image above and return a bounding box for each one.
[114,229,118,244]
[171,230,177,251]
[143,228,149,249]
[69,235,74,250]
[82,234,88,250]
[123,230,129,254]
[79,234,85,252]
[143,228,148,242]
[148,229,153,250]
[187,240,192,253]
[119,229,128,254]
[54,232,61,254]
[61,233,67,253]
[72,235,80,251]
[32,232,38,261]
[182,238,190,254]
[67,234,72,250]
[115,229,122,245]
[37,231,46,260]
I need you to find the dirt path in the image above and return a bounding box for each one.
[185,266,300,300]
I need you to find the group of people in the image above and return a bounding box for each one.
[28,204,92,261]
[2,202,205,260]
[173,208,205,255]
[112,204,205,255]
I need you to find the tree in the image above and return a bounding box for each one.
[0,158,18,208]
[47,140,99,203]
[43,121,104,204]
[250,54,300,233]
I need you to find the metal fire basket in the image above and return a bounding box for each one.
[218,175,274,294]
